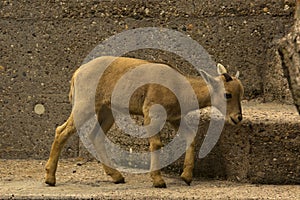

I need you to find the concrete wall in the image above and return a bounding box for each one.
[0,0,298,183]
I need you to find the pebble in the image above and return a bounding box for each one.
[144,8,150,15]
[274,136,281,141]
[187,23,193,31]
[34,104,45,115]
[284,4,290,11]
[263,7,269,13]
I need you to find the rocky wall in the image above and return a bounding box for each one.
[0,0,298,184]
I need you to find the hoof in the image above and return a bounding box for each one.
[114,177,125,184]
[153,181,167,188]
[181,173,192,186]
[45,178,56,186]
[45,174,56,186]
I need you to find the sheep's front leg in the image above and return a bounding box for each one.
[45,115,76,186]
[171,119,196,185]
[143,105,167,188]
[149,135,166,188]
[181,139,196,185]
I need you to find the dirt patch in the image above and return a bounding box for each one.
[0,159,299,200]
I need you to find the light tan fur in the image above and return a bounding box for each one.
[45,56,244,188]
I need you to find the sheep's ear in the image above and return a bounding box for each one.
[200,70,219,88]
[217,63,227,75]
[235,71,240,79]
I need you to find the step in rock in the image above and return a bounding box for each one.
[192,102,300,184]
[79,102,300,184]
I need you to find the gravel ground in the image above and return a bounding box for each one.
[0,159,299,199]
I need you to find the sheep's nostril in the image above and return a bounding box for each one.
[238,115,243,121]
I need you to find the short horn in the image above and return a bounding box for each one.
[217,63,227,74]
[235,71,240,79]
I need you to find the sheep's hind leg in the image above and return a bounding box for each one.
[45,114,76,186]
[91,106,125,184]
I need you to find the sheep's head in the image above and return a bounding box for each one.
[200,64,244,125]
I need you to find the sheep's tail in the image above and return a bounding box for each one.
[69,71,77,104]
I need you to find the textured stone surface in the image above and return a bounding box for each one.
[166,102,299,184]
[278,14,300,114]
[0,0,295,159]
[77,102,300,184]
[1,159,300,200]
[0,0,299,184]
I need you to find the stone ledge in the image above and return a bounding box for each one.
[243,102,299,184]
[193,102,300,184]
[78,102,300,184]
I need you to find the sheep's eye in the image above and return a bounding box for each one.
[224,93,232,99]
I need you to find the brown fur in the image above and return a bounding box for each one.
[45,56,244,188]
